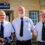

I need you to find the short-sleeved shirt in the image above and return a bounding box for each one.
[12,16,34,41]
[0,21,14,38]
[34,21,45,42]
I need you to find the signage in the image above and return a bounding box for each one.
[0,3,10,9]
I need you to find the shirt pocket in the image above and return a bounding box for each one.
[25,21,31,31]
[4,26,11,34]
[28,23,32,32]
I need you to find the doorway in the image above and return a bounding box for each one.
[5,10,14,23]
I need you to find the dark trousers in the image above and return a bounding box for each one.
[38,42,45,45]
[5,43,11,45]
[16,40,31,45]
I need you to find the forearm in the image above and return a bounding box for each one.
[32,30,37,39]
[11,32,15,40]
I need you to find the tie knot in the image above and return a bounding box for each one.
[21,18,23,21]
[43,22,45,24]
[1,22,3,25]
[1,22,3,23]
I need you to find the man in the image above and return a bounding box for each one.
[12,6,34,45]
[0,10,14,45]
[34,10,45,45]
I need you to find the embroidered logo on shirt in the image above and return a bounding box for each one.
[26,20,30,23]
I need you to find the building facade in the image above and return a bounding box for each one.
[0,0,45,25]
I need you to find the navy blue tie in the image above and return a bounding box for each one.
[20,18,23,37]
[0,22,4,38]
[42,22,45,41]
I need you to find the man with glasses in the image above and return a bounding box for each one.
[34,10,45,45]
[0,10,14,45]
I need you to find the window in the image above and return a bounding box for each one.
[29,11,39,25]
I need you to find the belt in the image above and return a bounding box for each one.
[16,39,31,42]
[38,41,45,43]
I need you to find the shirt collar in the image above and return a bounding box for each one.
[19,16,26,19]
[40,21,45,23]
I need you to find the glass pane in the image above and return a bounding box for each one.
[29,11,38,25]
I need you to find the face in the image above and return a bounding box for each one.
[40,11,45,22]
[0,12,5,22]
[18,7,24,14]
[18,7,25,18]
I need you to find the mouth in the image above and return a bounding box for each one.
[43,17,45,18]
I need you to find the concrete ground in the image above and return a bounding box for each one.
[32,44,38,45]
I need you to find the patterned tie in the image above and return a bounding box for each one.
[0,22,4,38]
[20,18,23,37]
[42,22,45,41]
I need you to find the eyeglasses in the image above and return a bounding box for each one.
[18,10,23,11]
[0,15,4,16]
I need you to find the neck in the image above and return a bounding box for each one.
[0,20,4,22]
[42,20,45,22]
[20,16,23,18]
[19,16,24,18]
[40,18,45,22]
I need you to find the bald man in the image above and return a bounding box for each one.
[34,10,45,45]
[12,6,34,45]
[0,10,14,45]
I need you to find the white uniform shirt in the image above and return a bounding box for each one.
[0,22,1,29]
[12,16,34,41]
[34,21,45,42]
[0,21,14,38]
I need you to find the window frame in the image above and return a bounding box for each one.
[29,10,39,25]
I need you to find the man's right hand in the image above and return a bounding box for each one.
[0,38,5,43]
